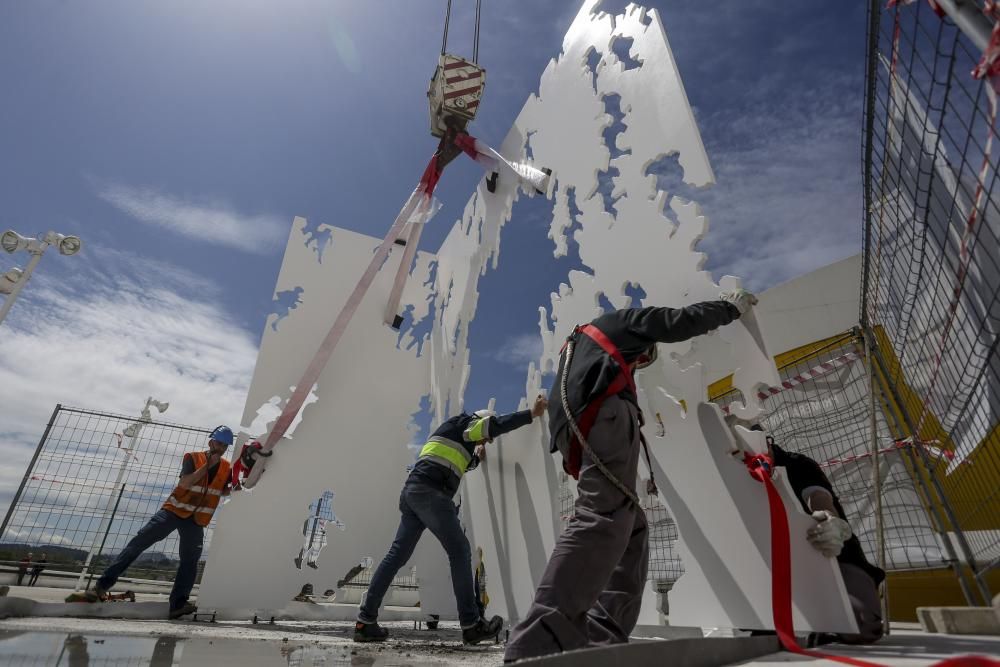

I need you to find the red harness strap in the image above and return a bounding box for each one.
[744,454,997,667]
[563,324,636,479]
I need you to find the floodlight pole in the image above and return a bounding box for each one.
[0,251,44,327]
[74,398,167,592]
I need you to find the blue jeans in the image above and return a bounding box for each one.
[359,481,479,627]
[96,509,203,611]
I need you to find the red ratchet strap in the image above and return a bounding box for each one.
[744,454,997,667]
[563,325,635,478]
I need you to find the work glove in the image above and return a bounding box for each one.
[719,288,757,316]
[806,510,853,558]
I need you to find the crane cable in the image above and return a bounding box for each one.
[440,0,483,63]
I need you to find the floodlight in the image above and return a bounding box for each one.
[0,267,24,295]
[42,231,82,256]
[0,228,83,328]
[1,230,30,254]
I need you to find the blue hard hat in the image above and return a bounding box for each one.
[209,425,234,447]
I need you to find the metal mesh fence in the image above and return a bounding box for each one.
[0,405,214,586]
[0,404,422,600]
[862,0,1000,603]
[712,332,946,573]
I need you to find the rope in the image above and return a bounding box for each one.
[441,0,452,55]
[560,339,641,507]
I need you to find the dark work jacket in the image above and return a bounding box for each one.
[772,444,886,584]
[548,301,741,452]
[407,410,533,497]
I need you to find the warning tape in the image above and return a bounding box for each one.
[818,438,952,469]
[721,350,863,415]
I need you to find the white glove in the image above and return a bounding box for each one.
[807,510,852,558]
[719,288,758,316]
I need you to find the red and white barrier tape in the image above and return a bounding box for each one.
[818,438,952,469]
[721,350,863,415]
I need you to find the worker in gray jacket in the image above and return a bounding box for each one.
[504,290,756,663]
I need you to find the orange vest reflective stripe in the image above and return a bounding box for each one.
[163,452,231,527]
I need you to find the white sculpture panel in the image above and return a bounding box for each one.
[201,0,858,635]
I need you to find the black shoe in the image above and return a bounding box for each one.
[463,615,503,645]
[168,603,197,619]
[354,621,389,643]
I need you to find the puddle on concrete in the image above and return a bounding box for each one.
[0,630,445,666]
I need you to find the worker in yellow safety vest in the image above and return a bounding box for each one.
[355,396,548,645]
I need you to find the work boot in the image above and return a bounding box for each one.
[354,621,389,643]
[168,603,197,619]
[462,615,503,645]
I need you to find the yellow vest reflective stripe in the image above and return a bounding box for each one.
[418,437,472,477]
[462,417,490,443]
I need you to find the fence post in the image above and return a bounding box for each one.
[0,404,61,541]
[85,483,126,591]
[864,333,890,633]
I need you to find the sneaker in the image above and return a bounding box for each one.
[462,615,503,645]
[168,603,197,619]
[354,621,389,643]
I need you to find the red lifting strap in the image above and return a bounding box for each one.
[744,453,997,667]
[563,324,636,478]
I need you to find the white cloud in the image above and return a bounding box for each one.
[492,332,543,366]
[690,72,863,292]
[0,250,259,525]
[96,181,286,254]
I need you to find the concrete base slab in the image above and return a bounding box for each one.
[0,596,427,623]
[917,606,1000,635]
[0,597,169,620]
[733,627,1000,666]
[512,636,781,666]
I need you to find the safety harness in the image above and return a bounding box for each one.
[560,324,658,507]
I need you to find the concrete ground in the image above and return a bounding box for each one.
[0,588,997,665]
[733,626,1000,667]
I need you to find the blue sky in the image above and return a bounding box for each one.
[0,1,867,521]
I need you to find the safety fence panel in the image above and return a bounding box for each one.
[863,0,1000,602]
[0,405,213,585]
[715,334,947,570]
[712,333,946,573]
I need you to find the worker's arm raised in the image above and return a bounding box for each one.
[622,298,749,345]
[467,396,549,460]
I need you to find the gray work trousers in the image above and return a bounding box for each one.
[505,396,648,662]
[838,562,884,644]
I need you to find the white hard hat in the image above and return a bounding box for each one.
[473,409,497,419]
